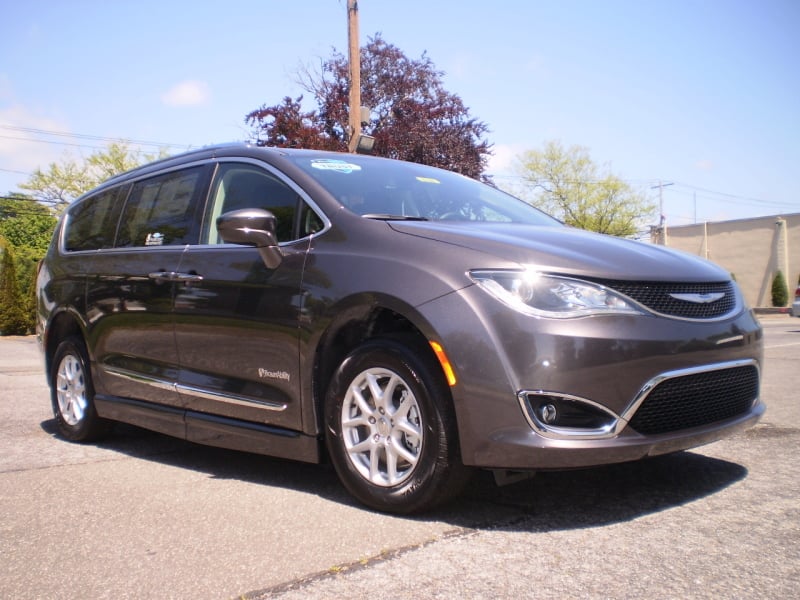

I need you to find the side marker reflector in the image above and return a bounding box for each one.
[429,341,457,387]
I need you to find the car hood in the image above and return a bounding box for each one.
[388,221,729,282]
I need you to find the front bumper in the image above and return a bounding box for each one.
[474,399,765,470]
[418,285,764,470]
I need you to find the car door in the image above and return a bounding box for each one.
[87,165,210,410]
[172,161,322,431]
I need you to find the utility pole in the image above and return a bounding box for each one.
[347,0,361,153]
[650,180,674,245]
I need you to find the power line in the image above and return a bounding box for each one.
[492,173,797,210]
[0,124,179,149]
[0,126,196,187]
[670,182,798,208]
[0,134,111,152]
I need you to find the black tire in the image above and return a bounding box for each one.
[50,336,110,442]
[324,336,470,514]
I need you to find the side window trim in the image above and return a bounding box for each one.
[60,156,330,253]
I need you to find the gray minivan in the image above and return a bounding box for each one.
[37,144,764,513]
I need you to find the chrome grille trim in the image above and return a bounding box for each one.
[621,359,760,432]
[590,279,741,321]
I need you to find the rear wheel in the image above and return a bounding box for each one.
[325,336,470,514]
[50,336,110,442]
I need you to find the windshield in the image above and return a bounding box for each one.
[289,155,561,226]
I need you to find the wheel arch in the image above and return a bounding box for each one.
[307,294,447,440]
[43,309,87,379]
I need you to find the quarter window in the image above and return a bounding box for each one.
[64,186,126,251]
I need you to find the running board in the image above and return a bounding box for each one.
[94,395,320,463]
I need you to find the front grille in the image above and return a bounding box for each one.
[628,365,759,435]
[591,280,737,319]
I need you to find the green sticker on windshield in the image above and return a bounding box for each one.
[310,159,362,174]
[416,176,440,184]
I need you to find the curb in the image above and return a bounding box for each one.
[753,307,791,316]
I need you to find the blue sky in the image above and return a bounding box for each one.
[1,0,798,227]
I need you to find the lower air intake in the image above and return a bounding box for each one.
[628,365,759,435]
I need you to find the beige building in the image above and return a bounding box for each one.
[651,213,800,309]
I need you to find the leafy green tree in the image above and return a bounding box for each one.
[86,141,155,182]
[0,197,55,335]
[18,158,89,208]
[511,140,656,237]
[771,270,789,307]
[19,142,165,212]
[246,34,492,179]
[0,195,57,251]
[0,239,29,335]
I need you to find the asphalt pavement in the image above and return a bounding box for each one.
[1,315,798,599]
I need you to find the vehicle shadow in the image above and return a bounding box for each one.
[40,418,747,532]
[445,452,747,531]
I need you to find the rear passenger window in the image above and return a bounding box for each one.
[64,186,126,251]
[206,163,303,243]
[116,167,207,248]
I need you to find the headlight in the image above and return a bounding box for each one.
[469,270,642,318]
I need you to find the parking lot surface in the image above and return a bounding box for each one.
[1,315,798,599]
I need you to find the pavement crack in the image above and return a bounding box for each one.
[239,508,539,599]
[239,525,480,599]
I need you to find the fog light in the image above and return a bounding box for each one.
[519,392,621,439]
[539,403,558,424]
[526,394,617,431]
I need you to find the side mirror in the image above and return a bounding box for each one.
[216,208,283,269]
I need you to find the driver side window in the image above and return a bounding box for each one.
[206,163,301,244]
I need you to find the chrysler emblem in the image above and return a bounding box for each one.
[669,292,725,304]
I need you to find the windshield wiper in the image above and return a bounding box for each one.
[362,214,429,221]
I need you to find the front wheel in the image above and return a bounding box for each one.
[50,336,110,442]
[325,336,470,514]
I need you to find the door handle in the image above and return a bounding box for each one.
[174,272,204,283]
[148,271,176,282]
[148,271,204,283]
